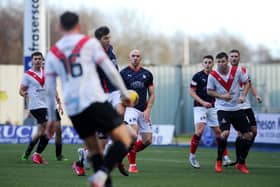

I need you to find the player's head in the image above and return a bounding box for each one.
[60,11,80,32]
[202,55,214,73]
[229,49,240,66]
[129,49,142,68]
[94,26,111,51]
[31,52,43,69]
[215,52,229,72]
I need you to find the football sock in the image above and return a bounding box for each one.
[25,137,39,156]
[90,153,104,172]
[128,140,145,165]
[251,136,256,144]
[55,143,62,158]
[103,141,128,172]
[238,138,252,164]
[35,134,49,154]
[134,140,145,152]
[235,136,242,161]
[216,137,227,161]
[223,147,228,157]
[190,134,201,154]
[89,154,112,186]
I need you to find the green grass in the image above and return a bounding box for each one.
[0,144,279,187]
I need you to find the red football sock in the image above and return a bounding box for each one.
[190,134,201,154]
[128,149,136,165]
[223,148,228,156]
[134,140,145,152]
[127,140,146,165]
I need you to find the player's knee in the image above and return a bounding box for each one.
[142,135,153,146]
[241,132,252,141]
[250,127,257,137]
[221,130,230,139]
[212,127,221,138]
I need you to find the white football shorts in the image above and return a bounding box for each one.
[193,106,218,127]
[124,107,153,133]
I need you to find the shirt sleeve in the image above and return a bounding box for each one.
[147,71,154,86]
[207,74,215,90]
[190,73,198,88]
[91,39,110,65]
[45,54,58,121]
[238,67,249,84]
[20,74,28,87]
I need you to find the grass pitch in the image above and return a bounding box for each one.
[0,144,279,187]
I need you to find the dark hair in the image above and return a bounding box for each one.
[94,26,110,40]
[60,11,79,31]
[203,55,214,61]
[229,49,240,55]
[31,51,43,59]
[216,52,228,60]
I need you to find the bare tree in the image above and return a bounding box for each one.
[0,3,276,65]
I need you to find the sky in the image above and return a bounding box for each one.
[4,0,280,57]
[47,0,280,57]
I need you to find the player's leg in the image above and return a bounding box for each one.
[115,124,137,176]
[73,102,132,187]
[189,122,205,168]
[211,125,232,166]
[126,124,139,173]
[128,108,152,173]
[231,110,252,174]
[215,110,231,173]
[230,108,257,167]
[54,110,67,161]
[22,109,47,161]
[32,123,49,164]
[107,92,130,176]
[244,108,257,144]
[89,123,132,186]
[21,124,43,160]
[189,107,207,168]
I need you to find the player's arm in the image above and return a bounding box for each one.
[98,57,129,100]
[143,84,155,122]
[239,68,250,103]
[189,87,212,108]
[19,85,28,97]
[206,75,231,101]
[45,58,57,122]
[250,83,262,103]
[207,89,231,101]
[239,80,250,103]
[45,58,58,138]
[56,90,64,115]
[93,39,129,100]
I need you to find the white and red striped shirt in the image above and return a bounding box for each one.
[45,34,128,119]
[20,68,46,110]
[207,65,248,111]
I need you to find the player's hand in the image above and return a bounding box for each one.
[22,91,28,97]
[256,95,262,103]
[202,101,212,108]
[238,95,245,104]
[143,109,151,122]
[121,90,139,107]
[221,93,232,101]
[46,121,56,139]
